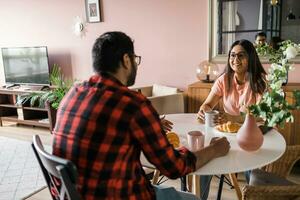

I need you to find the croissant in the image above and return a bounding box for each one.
[166,132,180,148]
[216,121,241,133]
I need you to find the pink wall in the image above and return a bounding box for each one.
[0,0,208,89]
[0,0,299,89]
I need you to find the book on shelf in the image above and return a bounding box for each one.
[17,108,24,120]
[38,118,49,123]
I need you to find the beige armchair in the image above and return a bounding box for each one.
[131,84,185,115]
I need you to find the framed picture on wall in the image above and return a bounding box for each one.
[85,0,101,23]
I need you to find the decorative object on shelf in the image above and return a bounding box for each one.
[286,9,296,20]
[85,0,101,23]
[236,114,264,151]
[250,40,300,132]
[73,16,86,37]
[196,60,219,83]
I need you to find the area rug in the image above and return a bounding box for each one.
[0,136,51,200]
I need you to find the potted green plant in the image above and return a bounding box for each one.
[19,64,73,130]
[249,41,300,132]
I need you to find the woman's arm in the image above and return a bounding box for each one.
[197,92,222,123]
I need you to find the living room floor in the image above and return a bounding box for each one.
[0,123,299,200]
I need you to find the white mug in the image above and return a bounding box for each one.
[205,110,219,127]
[187,131,204,151]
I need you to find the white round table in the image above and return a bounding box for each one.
[166,113,286,175]
[141,113,286,199]
[165,113,286,200]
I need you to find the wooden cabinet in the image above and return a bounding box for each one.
[187,81,300,145]
[0,89,50,129]
[187,82,213,113]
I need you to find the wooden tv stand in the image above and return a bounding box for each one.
[0,88,50,130]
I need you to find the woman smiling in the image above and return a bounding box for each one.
[197,40,267,199]
[198,39,267,121]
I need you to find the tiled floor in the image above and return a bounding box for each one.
[0,136,46,200]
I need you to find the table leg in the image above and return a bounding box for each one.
[216,174,224,200]
[187,174,193,192]
[181,176,187,191]
[187,175,201,198]
[229,173,242,200]
[152,169,160,185]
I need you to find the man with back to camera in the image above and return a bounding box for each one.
[52,31,230,200]
[254,31,267,47]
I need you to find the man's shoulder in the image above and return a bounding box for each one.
[75,81,150,107]
[119,86,148,103]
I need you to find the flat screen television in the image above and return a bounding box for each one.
[1,46,50,85]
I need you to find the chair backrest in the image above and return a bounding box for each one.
[265,145,300,178]
[32,135,81,200]
[148,93,185,114]
[130,85,185,115]
[242,185,300,200]
[242,145,300,200]
[152,84,179,96]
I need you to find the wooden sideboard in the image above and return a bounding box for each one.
[187,81,300,145]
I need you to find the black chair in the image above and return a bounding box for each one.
[32,135,81,200]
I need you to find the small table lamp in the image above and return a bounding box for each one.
[196,60,219,83]
[270,0,278,6]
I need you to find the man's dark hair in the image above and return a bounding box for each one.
[92,31,134,73]
[255,32,266,39]
[225,39,267,94]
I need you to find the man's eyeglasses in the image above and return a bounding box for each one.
[134,55,141,66]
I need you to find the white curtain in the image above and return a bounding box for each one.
[258,0,263,29]
[222,1,238,53]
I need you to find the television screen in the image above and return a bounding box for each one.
[1,46,50,85]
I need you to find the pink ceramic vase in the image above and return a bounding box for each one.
[236,114,264,151]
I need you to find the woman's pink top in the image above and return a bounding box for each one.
[211,73,262,116]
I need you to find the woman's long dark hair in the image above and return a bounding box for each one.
[224,39,267,94]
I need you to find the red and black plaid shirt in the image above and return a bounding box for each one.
[52,73,196,200]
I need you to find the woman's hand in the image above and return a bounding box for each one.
[197,92,222,124]
[197,104,213,123]
[197,105,226,125]
[223,113,245,124]
[160,115,173,132]
[214,112,226,125]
